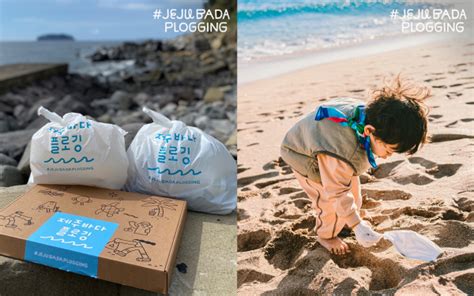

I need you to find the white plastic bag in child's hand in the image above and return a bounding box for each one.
[383,230,442,262]
[125,107,236,215]
[29,106,129,189]
[354,221,383,247]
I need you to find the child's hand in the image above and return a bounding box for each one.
[354,221,382,247]
[359,209,373,223]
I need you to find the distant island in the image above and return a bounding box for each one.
[37,34,75,41]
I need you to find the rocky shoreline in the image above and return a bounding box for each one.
[0,31,237,187]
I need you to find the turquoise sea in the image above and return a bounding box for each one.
[238,0,448,62]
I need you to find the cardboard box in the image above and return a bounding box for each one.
[0,184,187,294]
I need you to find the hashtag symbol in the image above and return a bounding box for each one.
[153,9,161,19]
[390,9,399,20]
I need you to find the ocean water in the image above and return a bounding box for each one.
[0,41,125,74]
[238,0,447,62]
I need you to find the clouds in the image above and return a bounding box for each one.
[0,0,206,40]
[97,0,205,11]
[97,0,154,10]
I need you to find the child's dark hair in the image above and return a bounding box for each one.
[365,76,430,155]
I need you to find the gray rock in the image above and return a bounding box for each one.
[210,101,227,119]
[112,111,145,126]
[110,90,132,110]
[0,119,9,133]
[17,141,31,177]
[224,92,236,104]
[194,37,211,52]
[0,93,25,107]
[201,56,216,69]
[211,36,223,50]
[0,93,25,113]
[177,100,189,107]
[204,87,225,103]
[90,50,109,62]
[225,131,237,147]
[53,95,88,116]
[208,108,227,120]
[0,101,13,114]
[0,129,36,160]
[194,101,205,110]
[121,123,144,149]
[0,153,17,166]
[163,36,187,51]
[226,111,236,122]
[0,165,25,187]
[228,146,237,160]
[97,113,113,124]
[152,94,175,108]
[180,113,197,126]
[175,104,190,117]
[25,117,48,130]
[198,103,226,120]
[194,88,204,99]
[26,96,56,125]
[173,87,195,102]
[91,98,113,109]
[206,119,234,143]
[194,115,209,130]
[211,119,234,135]
[200,60,227,75]
[13,105,26,119]
[133,93,151,106]
[160,103,177,117]
[218,85,232,93]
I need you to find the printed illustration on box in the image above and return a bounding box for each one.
[124,221,153,235]
[35,201,60,213]
[72,195,93,206]
[38,189,65,197]
[95,202,125,217]
[105,238,154,262]
[0,211,34,229]
[141,197,178,218]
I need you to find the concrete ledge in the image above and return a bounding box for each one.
[0,64,68,94]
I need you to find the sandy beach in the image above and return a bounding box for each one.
[237,38,474,295]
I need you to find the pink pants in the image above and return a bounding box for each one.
[294,171,362,239]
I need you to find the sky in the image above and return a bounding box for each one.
[0,0,206,41]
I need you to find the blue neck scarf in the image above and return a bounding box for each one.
[315,105,377,169]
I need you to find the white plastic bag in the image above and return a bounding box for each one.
[29,107,129,189]
[125,107,236,214]
[383,230,443,262]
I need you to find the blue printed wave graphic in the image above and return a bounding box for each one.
[147,167,202,176]
[40,236,93,249]
[44,156,95,164]
[238,1,437,21]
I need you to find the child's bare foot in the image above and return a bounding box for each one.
[317,237,350,255]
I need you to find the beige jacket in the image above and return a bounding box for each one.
[280,98,371,183]
[281,98,370,235]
